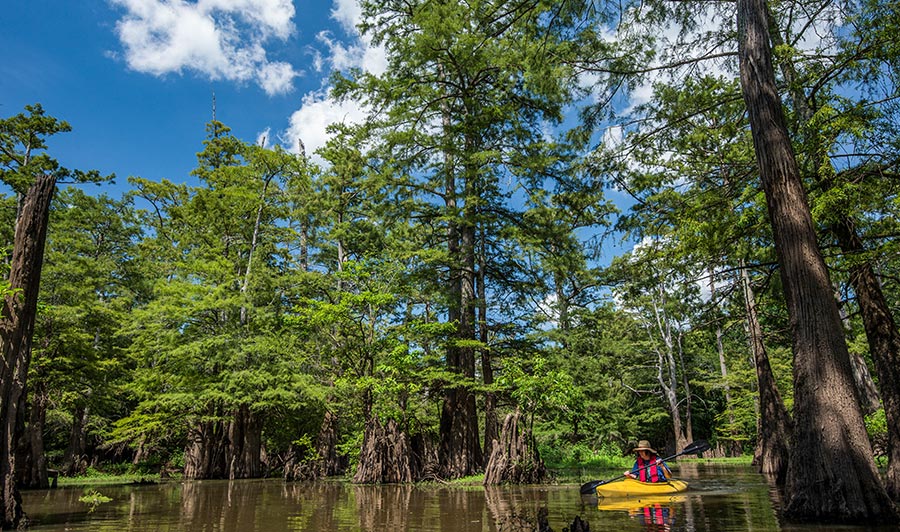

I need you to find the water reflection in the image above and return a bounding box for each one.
[597,496,684,532]
[18,464,900,531]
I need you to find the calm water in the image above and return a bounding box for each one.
[19,464,899,531]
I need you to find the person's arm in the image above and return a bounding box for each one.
[624,461,639,478]
[658,459,672,480]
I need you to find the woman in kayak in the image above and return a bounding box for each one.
[624,440,672,482]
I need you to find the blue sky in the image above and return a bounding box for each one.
[1,0,378,196]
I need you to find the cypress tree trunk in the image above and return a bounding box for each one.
[226,405,263,479]
[62,403,87,476]
[483,409,546,485]
[183,420,228,479]
[353,417,416,483]
[317,410,342,476]
[742,265,792,484]
[0,174,56,529]
[438,142,481,479]
[737,0,897,521]
[767,7,899,498]
[833,219,900,500]
[17,379,49,489]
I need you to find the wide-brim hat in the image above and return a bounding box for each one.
[632,440,657,454]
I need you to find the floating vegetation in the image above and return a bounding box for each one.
[78,489,112,513]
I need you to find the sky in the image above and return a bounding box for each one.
[1,0,381,197]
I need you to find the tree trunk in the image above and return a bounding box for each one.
[353,417,417,483]
[737,0,897,521]
[649,294,688,452]
[479,248,498,465]
[483,409,547,485]
[711,272,742,457]
[183,420,229,480]
[62,403,88,476]
[284,409,345,481]
[767,7,899,499]
[0,174,55,529]
[741,265,792,484]
[438,156,481,478]
[16,379,48,489]
[316,410,342,476]
[226,405,263,479]
[834,221,900,501]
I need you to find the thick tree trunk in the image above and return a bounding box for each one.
[16,379,48,489]
[742,266,792,484]
[316,410,342,476]
[226,405,263,479]
[483,409,546,485]
[737,0,897,521]
[834,220,900,501]
[768,7,899,499]
[439,182,481,478]
[353,417,417,483]
[183,420,229,480]
[0,174,55,529]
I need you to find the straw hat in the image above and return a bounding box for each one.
[632,440,657,454]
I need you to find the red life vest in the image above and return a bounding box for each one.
[636,455,666,482]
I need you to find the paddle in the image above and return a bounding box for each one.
[579,439,710,495]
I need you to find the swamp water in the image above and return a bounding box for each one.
[20,463,898,531]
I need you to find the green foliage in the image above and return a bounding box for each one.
[78,489,112,512]
[0,104,111,194]
[12,0,900,479]
[865,408,887,464]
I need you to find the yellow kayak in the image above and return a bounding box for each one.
[595,477,689,497]
[597,494,687,511]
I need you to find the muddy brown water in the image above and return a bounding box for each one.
[19,463,898,531]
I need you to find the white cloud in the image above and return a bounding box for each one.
[110,0,299,95]
[282,89,368,163]
[277,0,386,164]
[316,31,387,76]
[258,61,298,95]
[330,0,362,33]
[602,125,623,149]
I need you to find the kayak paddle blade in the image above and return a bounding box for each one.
[682,440,710,455]
[579,480,600,495]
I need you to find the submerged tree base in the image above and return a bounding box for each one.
[484,410,546,485]
[353,417,418,484]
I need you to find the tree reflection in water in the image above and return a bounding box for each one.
[22,464,900,531]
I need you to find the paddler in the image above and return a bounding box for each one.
[624,440,672,482]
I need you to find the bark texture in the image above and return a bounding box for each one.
[742,267,792,484]
[737,0,897,521]
[315,410,343,477]
[483,410,547,485]
[832,219,900,501]
[16,379,49,489]
[0,174,56,529]
[226,405,263,480]
[353,417,417,484]
[183,420,229,480]
[768,6,900,500]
